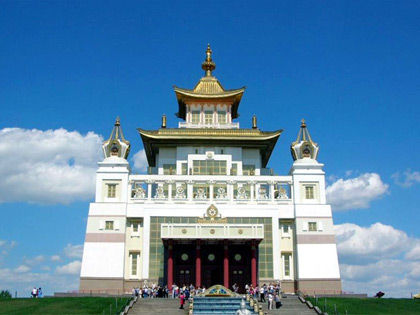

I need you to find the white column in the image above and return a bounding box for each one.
[255,183,260,200]
[250,182,255,202]
[142,215,150,279]
[227,181,234,203]
[270,182,275,202]
[168,182,172,201]
[272,216,281,280]
[187,181,193,201]
[209,182,214,202]
[147,183,152,200]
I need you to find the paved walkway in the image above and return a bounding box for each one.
[129,296,316,315]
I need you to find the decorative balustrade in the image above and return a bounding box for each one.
[129,175,292,203]
[178,122,240,129]
[161,223,264,239]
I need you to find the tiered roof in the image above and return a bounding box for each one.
[174,44,245,119]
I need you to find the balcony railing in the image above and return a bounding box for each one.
[178,122,240,129]
[161,223,264,239]
[129,175,292,203]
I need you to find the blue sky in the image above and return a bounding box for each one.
[0,1,419,297]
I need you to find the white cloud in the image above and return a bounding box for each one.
[14,265,30,273]
[406,243,420,261]
[335,223,410,264]
[55,260,81,275]
[326,173,389,210]
[132,149,148,173]
[0,242,82,296]
[0,128,103,204]
[63,244,83,259]
[0,239,16,259]
[335,222,420,297]
[0,267,79,296]
[23,255,45,265]
[391,169,420,188]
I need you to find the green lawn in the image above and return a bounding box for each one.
[0,297,131,315]
[306,297,420,315]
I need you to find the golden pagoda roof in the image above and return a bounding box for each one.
[138,128,282,167]
[174,44,245,119]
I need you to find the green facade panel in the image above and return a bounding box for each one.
[148,216,273,282]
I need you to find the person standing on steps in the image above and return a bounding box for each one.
[259,286,265,302]
[268,292,273,310]
[179,291,185,309]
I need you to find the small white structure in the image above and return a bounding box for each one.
[80,46,341,295]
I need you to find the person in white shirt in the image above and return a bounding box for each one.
[268,293,274,310]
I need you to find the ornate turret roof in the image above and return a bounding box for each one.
[291,119,319,161]
[174,44,245,120]
[102,117,131,159]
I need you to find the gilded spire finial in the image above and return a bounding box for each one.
[291,119,319,161]
[103,116,130,159]
[202,44,216,77]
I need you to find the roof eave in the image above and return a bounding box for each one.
[174,86,245,119]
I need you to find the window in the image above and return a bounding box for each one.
[308,222,317,231]
[130,252,139,276]
[133,222,139,232]
[204,111,213,124]
[283,253,291,277]
[163,164,176,175]
[193,160,227,175]
[191,111,200,124]
[107,184,117,198]
[218,111,227,124]
[305,186,314,199]
[105,221,114,230]
[283,224,289,234]
[181,163,187,175]
[243,165,255,176]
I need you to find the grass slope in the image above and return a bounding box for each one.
[0,297,130,315]
[306,297,420,315]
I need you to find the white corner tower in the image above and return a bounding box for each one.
[290,119,342,294]
[80,117,131,293]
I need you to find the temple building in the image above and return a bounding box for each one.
[79,45,342,294]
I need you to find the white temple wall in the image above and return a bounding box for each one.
[295,204,332,217]
[88,202,126,216]
[126,203,295,218]
[80,242,125,278]
[296,244,340,279]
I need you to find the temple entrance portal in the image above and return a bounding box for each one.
[168,240,254,292]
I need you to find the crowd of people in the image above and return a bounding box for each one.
[243,282,283,310]
[131,282,206,300]
[31,287,43,298]
[132,281,283,310]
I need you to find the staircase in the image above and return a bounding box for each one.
[193,297,257,314]
[261,295,317,315]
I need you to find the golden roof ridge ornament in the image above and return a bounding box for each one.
[291,118,319,161]
[201,43,216,77]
